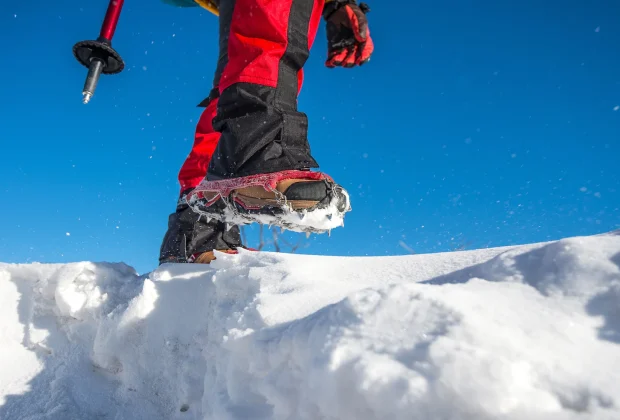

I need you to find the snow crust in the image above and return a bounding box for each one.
[1,231,620,419]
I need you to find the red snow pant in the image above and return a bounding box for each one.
[177,0,325,195]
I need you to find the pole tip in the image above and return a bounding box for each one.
[82,91,93,104]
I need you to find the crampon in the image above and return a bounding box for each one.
[186,170,351,234]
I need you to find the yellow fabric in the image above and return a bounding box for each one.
[195,0,219,16]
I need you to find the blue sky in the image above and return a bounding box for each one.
[1,0,619,274]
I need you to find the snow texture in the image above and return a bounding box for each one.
[1,231,620,419]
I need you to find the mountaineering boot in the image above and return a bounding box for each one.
[186,170,351,234]
[190,249,239,264]
[159,189,243,264]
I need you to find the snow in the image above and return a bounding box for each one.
[1,231,620,419]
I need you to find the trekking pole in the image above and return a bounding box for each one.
[72,0,126,104]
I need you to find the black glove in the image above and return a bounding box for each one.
[323,0,374,68]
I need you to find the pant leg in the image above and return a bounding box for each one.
[159,199,243,264]
[177,93,220,194]
[207,0,326,179]
[166,90,243,263]
[175,0,234,194]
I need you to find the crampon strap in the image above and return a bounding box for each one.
[187,170,333,203]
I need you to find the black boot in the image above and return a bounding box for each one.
[159,190,243,264]
[186,170,351,234]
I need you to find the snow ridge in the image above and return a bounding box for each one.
[1,232,619,419]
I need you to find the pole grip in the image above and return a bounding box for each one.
[99,0,125,41]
